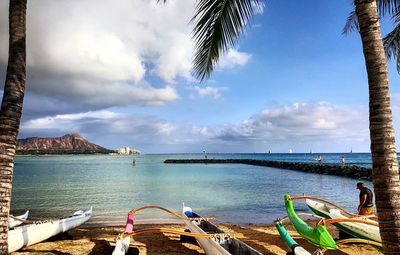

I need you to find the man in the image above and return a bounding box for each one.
[356,182,374,215]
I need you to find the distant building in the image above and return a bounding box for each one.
[117,147,140,155]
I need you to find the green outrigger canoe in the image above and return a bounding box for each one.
[284,194,338,250]
[275,221,311,255]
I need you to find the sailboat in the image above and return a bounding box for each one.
[289,149,293,154]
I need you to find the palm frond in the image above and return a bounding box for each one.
[191,0,263,81]
[156,0,167,3]
[342,11,359,35]
[383,25,400,72]
[377,0,400,16]
[392,6,400,23]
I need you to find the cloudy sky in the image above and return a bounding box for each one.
[2,0,400,153]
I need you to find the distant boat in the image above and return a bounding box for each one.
[350,148,353,153]
[310,149,313,154]
[9,207,92,253]
[268,150,271,154]
[132,159,135,165]
[289,149,293,154]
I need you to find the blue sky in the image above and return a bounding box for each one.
[1,0,400,153]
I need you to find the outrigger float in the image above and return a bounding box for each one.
[9,207,92,253]
[112,205,263,255]
[276,194,382,254]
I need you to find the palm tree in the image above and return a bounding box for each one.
[0,0,27,253]
[180,0,400,253]
[355,1,400,253]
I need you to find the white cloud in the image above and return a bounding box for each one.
[190,86,229,99]
[217,49,252,70]
[20,102,370,152]
[0,0,195,110]
[0,0,256,113]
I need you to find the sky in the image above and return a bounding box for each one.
[1,0,400,153]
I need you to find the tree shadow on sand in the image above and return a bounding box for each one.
[132,232,204,255]
[223,224,354,255]
[17,249,72,255]
[90,239,139,255]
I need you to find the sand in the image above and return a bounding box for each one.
[10,222,382,255]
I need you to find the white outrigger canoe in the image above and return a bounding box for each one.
[8,207,92,253]
[305,199,381,243]
[182,205,263,255]
[9,210,29,228]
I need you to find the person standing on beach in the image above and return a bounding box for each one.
[356,182,374,215]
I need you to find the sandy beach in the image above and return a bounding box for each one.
[10,222,382,255]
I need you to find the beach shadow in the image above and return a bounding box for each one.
[19,249,71,255]
[91,239,139,255]
[132,231,204,254]
[223,225,352,255]
[47,231,74,242]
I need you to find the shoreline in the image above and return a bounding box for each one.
[165,159,372,180]
[11,222,382,255]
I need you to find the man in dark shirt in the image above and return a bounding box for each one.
[356,182,374,215]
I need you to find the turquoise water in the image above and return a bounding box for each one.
[11,153,373,225]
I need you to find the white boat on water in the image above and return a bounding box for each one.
[306,199,381,243]
[8,207,92,253]
[9,210,29,228]
[182,204,263,255]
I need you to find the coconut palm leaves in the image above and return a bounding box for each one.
[191,0,262,80]
[384,25,400,71]
[343,1,400,72]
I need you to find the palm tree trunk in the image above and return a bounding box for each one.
[0,0,27,253]
[355,0,400,253]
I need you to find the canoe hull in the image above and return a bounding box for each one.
[305,199,381,243]
[284,195,338,250]
[182,206,263,255]
[112,236,131,255]
[8,207,92,253]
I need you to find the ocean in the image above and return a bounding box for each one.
[11,153,374,225]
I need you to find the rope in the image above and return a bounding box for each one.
[322,218,379,227]
[121,228,240,239]
[128,205,216,221]
[288,195,378,220]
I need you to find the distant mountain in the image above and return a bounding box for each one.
[17,134,114,155]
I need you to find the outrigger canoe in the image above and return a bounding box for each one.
[8,207,92,253]
[284,195,338,250]
[306,198,381,243]
[182,204,263,255]
[275,221,311,255]
[9,210,29,228]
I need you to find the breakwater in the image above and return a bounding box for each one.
[164,159,371,180]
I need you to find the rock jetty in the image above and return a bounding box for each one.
[164,159,371,180]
